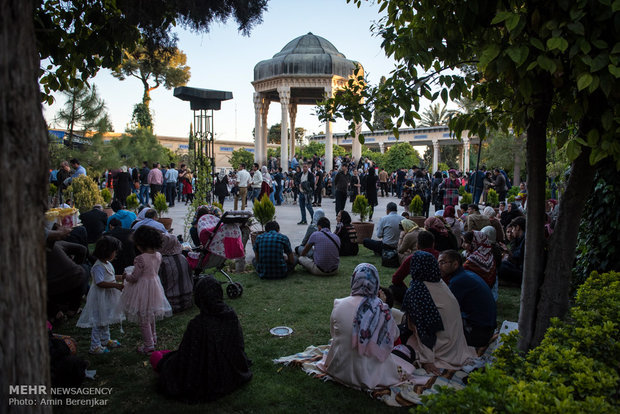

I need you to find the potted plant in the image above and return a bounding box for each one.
[66,175,104,213]
[251,194,275,245]
[487,188,499,209]
[125,193,140,213]
[153,192,172,230]
[461,191,473,205]
[408,195,426,227]
[100,188,113,216]
[351,195,374,243]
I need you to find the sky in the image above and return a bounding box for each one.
[43,0,407,142]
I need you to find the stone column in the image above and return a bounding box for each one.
[253,93,263,164]
[324,86,334,172]
[352,122,362,162]
[379,142,385,154]
[432,139,440,173]
[462,136,470,172]
[278,86,290,171]
[260,100,270,166]
[289,102,297,163]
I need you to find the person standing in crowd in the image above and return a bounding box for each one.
[164,163,178,207]
[115,166,132,207]
[469,166,486,205]
[273,167,284,206]
[250,163,262,204]
[493,168,507,202]
[139,161,150,206]
[148,163,163,204]
[234,163,251,211]
[334,164,350,214]
[298,163,315,225]
[56,161,71,204]
[313,165,324,207]
[349,168,361,203]
[432,171,444,212]
[378,167,388,197]
[176,164,187,203]
[365,166,378,221]
[214,170,229,207]
[396,167,407,197]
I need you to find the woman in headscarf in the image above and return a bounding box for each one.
[154,276,252,402]
[424,216,458,252]
[482,206,505,243]
[402,251,476,374]
[213,170,228,206]
[442,169,461,207]
[295,208,325,256]
[259,166,273,203]
[334,210,358,256]
[317,264,413,390]
[397,219,421,264]
[461,231,497,289]
[158,234,194,313]
[114,166,133,207]
[500,202,524,229]
[365,167,378,221]
[443,205,464,248]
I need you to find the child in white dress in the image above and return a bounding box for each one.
[76,236,125,354]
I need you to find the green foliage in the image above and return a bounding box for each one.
[437,162,449,172]
[420,103,450,127]
[112,43,190,107]
[114,128,174,167]
[481,131,526,177]
[229,149,254,171]
[409,195,423,216]
[384,142,420,173]
[211,201,223,212]
[267,147,280,158]
[351,195,371,222]
[507,186,520,197]
[362,146,386,169]
[54,85,112,142]
[49,183,58,197]
[507,194,516,203]
[487,188,499,207]
[66,175,104,213]
[153,192,168,217]
[131,103,153,130]
[416,271,620,413]
[125,193,139,212]
[574,161,620,287]
[252,194,275,230]
[267,123,281,144]
[458,185,466,196]
[298,142,348,160]
[461,192,473,205]
[100,188,112,205]
[36,1,267,104]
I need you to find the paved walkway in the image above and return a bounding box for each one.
[166,193,436,263]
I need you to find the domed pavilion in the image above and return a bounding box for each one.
[252,32,363,171]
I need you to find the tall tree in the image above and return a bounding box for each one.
[2,2,268,411]
[267,123,281,143]
[112,43,191,107]
[420,103,450,126]
[294,127,306,147]
[320,0,620,350]
[55,85,113,145]
[372,75,391,130]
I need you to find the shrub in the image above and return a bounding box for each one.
[409,195,423,216]
[66,175,104,213]
[461,192,473,204]
[438,162,450,172]
[507,185,520,197]
[49,183,57,197]
[507,194,516,203]
[487,188,499,207]
[101,188,112,205]
[415,271,620,413]
[253,194,275,230]
[212,201,223,212]
[153,192,168,217]
[352,195,371,222]
[125,193,139,212]
[458,185,466,196]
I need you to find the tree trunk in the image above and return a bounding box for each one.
[533,147,596,344]
[0,1,51,411]
[518,97,551,352]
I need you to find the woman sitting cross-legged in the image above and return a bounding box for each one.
[334,210,358,256]
[151,276,252,403]
[401,251,476,375]
[317,263,414,390]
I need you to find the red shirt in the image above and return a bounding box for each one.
[391,248,440,287]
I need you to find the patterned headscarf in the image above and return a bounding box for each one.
[311,208,325,226]
[480,225,497,244]
[424,216,448,237]
[483,206,496,218]
[400,219,418,234]
[351,264,395,362]
[466,231,494,273]
[402,251,444,349]
[196,205,222,218]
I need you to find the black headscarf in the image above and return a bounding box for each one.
[402,251,444,350]
[157,276,252,403]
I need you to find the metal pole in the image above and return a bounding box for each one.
[471,138,483,204]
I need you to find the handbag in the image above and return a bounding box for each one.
[381,248,400,268]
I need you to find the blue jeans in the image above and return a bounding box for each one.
[396,182,404,198]
[139,185,150,205]
[250,187,261,203]
[275,186,283,205]
[473,189,483,205]
[299,193,314,222]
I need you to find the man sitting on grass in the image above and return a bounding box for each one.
[252,221,296,279]
[438,249,497,348]
[298,217,340,276]
[362,202,403,255]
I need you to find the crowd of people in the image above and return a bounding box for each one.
[45,150,563,401]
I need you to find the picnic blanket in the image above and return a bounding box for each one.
[274,321,518,407]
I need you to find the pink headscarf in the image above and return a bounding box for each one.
[424,216,448,237]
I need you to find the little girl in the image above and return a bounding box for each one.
[121,226,172,355]
[76,236,125,355]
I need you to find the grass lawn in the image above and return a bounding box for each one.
[54,248,520,413]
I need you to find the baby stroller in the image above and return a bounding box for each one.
[189,210,253,299]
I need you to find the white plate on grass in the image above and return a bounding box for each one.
[270,326,293,337]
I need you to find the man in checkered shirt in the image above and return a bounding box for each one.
[252,221,296,279]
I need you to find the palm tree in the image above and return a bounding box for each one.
[420,103,450,126]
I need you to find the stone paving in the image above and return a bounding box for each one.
[165,192,437,263]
